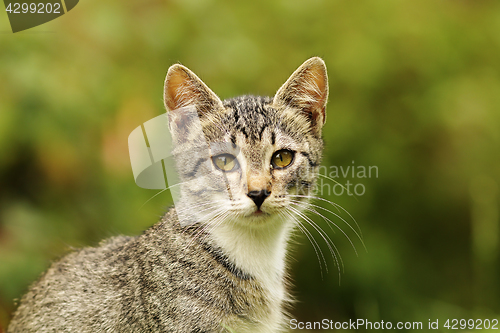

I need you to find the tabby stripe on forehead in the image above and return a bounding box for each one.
[258,124,269,141]
[232,105,240,124]
[186,158,208,178]
[299,151,318,167]
[228,102,250,139]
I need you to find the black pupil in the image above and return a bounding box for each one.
[278,153,283,162]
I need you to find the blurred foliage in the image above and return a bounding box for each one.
[1,0,500,331]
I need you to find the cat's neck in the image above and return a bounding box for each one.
[209,216,294,294]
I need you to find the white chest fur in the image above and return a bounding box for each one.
[210,216,294,332]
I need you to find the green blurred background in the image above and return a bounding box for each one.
[1,0,499,331]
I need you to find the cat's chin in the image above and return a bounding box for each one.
[236,208,286,227]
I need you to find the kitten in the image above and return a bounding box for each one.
[8,57,328,333]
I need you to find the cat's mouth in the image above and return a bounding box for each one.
[253,209,264,216]
[249,207,275,218]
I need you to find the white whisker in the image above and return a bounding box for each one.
[289,200,365,255]
[288,194,364,243]
[139,179,194,210]
[280,209,326,278]
[287,206,343,280]
[185,207,227,248]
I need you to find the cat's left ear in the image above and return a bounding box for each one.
[273,57,328,136]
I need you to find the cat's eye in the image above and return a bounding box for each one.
[271,150,294,169]
[212,154,239,172]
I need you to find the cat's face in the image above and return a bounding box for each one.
[164,58,328,228]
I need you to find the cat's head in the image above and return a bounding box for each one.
[164,57,328,228]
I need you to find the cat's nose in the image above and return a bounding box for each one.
[247,190,271,209]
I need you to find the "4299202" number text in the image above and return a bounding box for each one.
[5,2,61,14]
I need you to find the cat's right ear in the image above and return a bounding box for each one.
[164,64,224,114]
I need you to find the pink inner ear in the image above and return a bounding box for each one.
[166,68,193,111]
[298,64,328,124]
